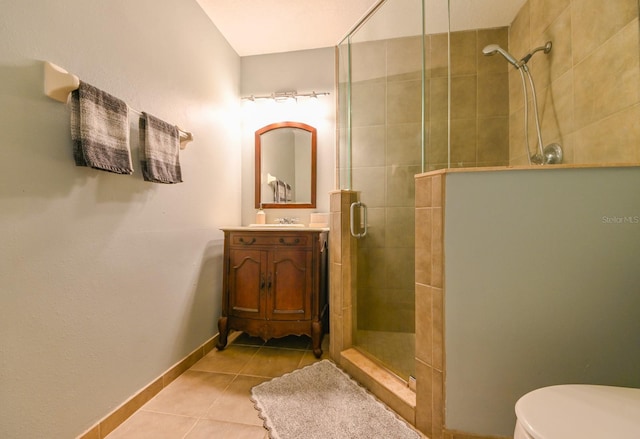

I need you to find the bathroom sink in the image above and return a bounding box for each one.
[248,223,305,228]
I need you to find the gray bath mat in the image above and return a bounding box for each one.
[251,360,421,439]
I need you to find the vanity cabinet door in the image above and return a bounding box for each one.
[228,248,267,320]
[267,248,313,321]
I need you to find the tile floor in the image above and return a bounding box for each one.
[105,332,330,439]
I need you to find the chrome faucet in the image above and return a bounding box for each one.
[275,217,299,224]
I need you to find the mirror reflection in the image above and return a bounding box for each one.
[255,121,317,209]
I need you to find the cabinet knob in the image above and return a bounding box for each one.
[239,237,256,245]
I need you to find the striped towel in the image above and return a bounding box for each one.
[139,112,183,184]
[70,81,132,174]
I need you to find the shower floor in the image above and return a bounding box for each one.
[355,330,415,381]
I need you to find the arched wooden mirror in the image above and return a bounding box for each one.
[255,121,317,209]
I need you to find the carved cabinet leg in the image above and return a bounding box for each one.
[217,316,228,350]
[311,319,323,358]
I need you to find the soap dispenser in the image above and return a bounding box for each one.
[256,206,266,224]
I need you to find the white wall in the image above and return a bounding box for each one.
[240,47,336,225]
[0,1,241,437]
[443,167,640,436]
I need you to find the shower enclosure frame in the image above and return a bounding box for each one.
[334,0,427,385]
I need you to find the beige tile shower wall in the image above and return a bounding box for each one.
[428,28,511,170]
[350,37,422,333]
[415,172,445,438]
[509,0,640,165]
[329,190,358,360]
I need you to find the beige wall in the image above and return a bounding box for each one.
[509,0,640,164]
[0,1,241,437]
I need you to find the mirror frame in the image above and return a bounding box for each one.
[254,121,317,209]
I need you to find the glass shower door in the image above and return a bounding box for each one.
[338,0,425,381]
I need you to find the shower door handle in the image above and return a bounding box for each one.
[350,201,368,239]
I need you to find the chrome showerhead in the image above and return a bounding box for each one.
[482,44,520,68]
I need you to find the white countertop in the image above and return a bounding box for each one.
[221,225,330,232]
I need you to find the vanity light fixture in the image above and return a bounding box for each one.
[273,91,297,102]
[241,90,330,102]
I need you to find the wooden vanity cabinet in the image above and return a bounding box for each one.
[217,229,328,358]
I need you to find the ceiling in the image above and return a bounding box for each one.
[195,0,527,57]
[195,0,380,57]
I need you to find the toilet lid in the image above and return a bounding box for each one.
[515,385,640,439]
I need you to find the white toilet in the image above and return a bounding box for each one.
[514,384,640,439]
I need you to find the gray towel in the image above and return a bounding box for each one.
[139,112,183,184]
[70,81,132,174]
[275,180,286,203]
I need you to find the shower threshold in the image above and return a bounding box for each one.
[340,348,417,426]
[354,329,416,381]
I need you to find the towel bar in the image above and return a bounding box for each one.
[43,61,193,149]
